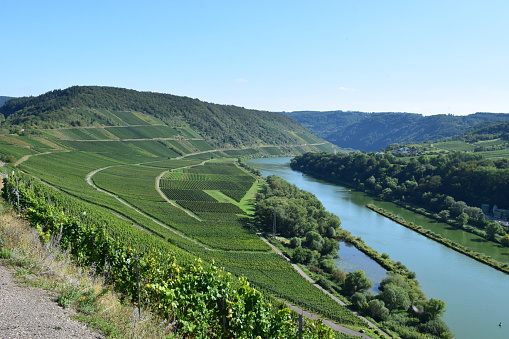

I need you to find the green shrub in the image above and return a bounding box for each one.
[58,285,81,308]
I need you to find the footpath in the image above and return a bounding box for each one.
[0,263,103,339]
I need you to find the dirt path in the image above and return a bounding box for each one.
[85,166,213,251]
[0,263,102,338]
[154,162,208,221]
[283,302,373,339]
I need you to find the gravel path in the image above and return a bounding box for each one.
[0,264,103,339]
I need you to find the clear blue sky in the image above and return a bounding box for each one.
[2,0,508,115]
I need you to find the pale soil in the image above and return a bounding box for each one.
[0,263,103,339]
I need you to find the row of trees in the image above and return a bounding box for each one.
[255,175,341,258]
[291,152,509,240]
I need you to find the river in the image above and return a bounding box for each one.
[247,157,509,339]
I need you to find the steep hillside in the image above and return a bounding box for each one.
[285,110,509,151]
[0,86,327,149]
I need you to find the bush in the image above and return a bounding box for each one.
[367,299,389,321]
[501,234,509,247]
[351,292,367,310]
[290,237,302,248]
[316,277,332,291]
[330,269,346,284]
[418,319,451,337]
[57,285,82,308]
[319,259,337,274]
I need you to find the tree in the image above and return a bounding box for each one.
[437,210,450,222]
[367,299,389,321]
[377,284,411,311]
[351,292,367,310]
[292,246,312,264]
[421,298,446,321]
[455,212,469,228]
[320,237,339,257]
[343,270,373,295]
[450,200,468,217]
[304,231,323,252]
[485,222,503,240]
[290,237,301,248]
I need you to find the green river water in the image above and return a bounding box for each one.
[247,157,509,339]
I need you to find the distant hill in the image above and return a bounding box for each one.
[460,120,509,142]
[0,86,331,150]
[284,111,509,151]
[0,96,14,107]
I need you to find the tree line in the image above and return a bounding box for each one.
[291,151,509,242]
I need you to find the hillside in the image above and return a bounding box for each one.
[383,120,509,160]
[0,86,328,150]
[285,110,509,151]
[0,86,363,333]
[0,96,13,107]
[0,86,449,338]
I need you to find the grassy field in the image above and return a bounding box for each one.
[431,140,474,151]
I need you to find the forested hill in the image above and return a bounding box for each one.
[284,110,509,151]
[0,96,14,107]
[459,120,509,141]
[0,86,325,149]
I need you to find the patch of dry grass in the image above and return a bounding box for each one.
[0,207,175,338]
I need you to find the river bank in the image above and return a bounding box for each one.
[246,157,509,339]
[366,204,509,275]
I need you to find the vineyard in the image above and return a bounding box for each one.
[0,102,372,337]
[12,147,369,331]
[3,173,346,338]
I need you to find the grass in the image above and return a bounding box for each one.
[0,207,177,338]
[432,140,474,151]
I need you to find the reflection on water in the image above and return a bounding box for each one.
[335,242,387,293]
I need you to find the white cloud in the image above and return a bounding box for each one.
[338,86,356,91]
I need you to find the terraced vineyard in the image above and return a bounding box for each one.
[0,98,366,333]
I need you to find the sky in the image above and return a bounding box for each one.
[2,0,508,115]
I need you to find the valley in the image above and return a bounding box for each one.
[1,86,509,338]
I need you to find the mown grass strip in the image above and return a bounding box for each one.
[367,204,509,274]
